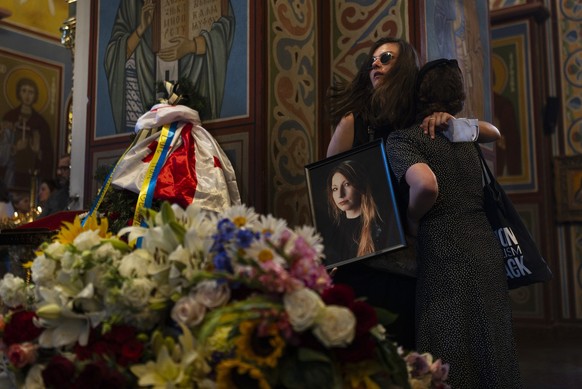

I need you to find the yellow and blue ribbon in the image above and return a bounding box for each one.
[132,122,177,246]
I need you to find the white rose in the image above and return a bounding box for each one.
[283,288,324,331]
[93,242,123,262]
[22,362,46,389]
[312,305,356,347]
[59,251,78,272]
[118,249,153,278]
[73,229,102,251]
[193,280,231,308]
[0,273,28,307]
[43,241,66,258]
[30,255,56,286]
[171,296,206,327]
[121,278,155,308]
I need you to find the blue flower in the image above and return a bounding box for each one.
[236,229,258,249]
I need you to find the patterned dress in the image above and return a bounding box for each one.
[386,125,522,389]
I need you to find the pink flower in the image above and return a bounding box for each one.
[193,280,231,308]
[171,296,206,326]
[7,342,38,368]
[405,352,431,377]
[430,358,450,382]
[258,262,304,294]
[289,257,331,293]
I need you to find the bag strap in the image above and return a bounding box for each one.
[475,144,496,185]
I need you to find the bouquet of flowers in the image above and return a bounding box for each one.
[0,203,449,388]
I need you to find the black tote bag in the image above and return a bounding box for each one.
[476,145,552,289]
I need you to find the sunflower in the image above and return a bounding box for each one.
[234,320,285,368]
[53,214,111,244]
[215,359,271,389]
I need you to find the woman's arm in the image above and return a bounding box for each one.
[476,120,501,143]
[421,112,501,143]
[404,163,438,236]
[326,113,355,157]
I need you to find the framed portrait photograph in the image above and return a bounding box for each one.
[305,139,406,268]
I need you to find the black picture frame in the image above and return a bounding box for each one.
[305,139,406,268]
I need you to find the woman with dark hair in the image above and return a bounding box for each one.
[37,178,57,213]
[325,159,388,261]
[327,37,420,155]
[387,59,520,388]
[325,37,423,351]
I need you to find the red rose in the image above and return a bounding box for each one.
[321,284,356,307]
[335,335,377,362]
[42,355,76,387]
[7,342,38,368]
[119,339,144,365]
[91,340,117,358]
[350,300,378,336]
[74,361,128,389]
[103,324,136,344]
[2,310,43,346]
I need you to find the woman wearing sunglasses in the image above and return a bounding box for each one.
[325,37,421,351]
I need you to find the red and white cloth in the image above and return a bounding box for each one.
[110,104,240,213]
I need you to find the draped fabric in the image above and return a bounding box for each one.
[110,104,240,213]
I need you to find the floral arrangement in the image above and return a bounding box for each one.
[0,203,449,389]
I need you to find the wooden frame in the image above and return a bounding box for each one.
[554,155,582,223]
[215,132,249,205]
[491,19,538,192]
[0,49,63,199]
[90,0,250,139]
[305,140,406,268]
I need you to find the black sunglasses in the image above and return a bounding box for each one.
[369,52,394,69]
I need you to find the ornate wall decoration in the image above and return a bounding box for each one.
[268,0,317,226]
[559,2,582,155]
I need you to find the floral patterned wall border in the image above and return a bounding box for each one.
[559,2,582,155]
[268,0,317,226]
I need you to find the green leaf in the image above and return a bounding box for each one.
[375,306,399,326]
[375,339,411,389]
[197,298,282,342]
[160,201,176,224]
[278,348,341,389]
